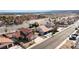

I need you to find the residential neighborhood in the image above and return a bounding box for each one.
[0,10,79,49]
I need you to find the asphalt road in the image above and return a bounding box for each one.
[30,20,79,49]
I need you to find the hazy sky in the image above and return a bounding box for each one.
[0,10,51,13]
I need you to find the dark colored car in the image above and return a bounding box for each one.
[69,34,78,40]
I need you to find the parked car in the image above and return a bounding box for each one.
[69,34,78,40]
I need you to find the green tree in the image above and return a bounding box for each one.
[34,22,39,27]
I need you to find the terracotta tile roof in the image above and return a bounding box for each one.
[12,28,33,39]
[20,28,33,39]
[19,28,32,33]
[12,31,20,38]
[12,32,20,38]
[0,36,13,43]
[26,33,33,39]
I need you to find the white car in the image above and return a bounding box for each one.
[69,34,78,40]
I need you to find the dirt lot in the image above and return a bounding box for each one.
[59,40,76,49]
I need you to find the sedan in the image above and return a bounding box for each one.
[69,34,78,40]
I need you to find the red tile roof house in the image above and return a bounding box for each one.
[11,28,35,48]
[0,36,14,49]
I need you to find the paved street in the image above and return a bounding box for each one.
[30,20,79,49]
